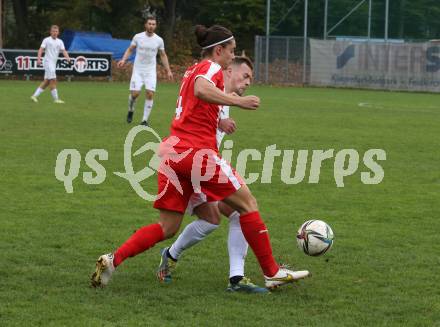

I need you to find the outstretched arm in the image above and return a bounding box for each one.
[194,77,260,110]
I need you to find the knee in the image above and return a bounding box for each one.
[194,206,221,225]
[244,194,258,213]
[159,222,179,239]
[132,91,140,98]
[202,214,221,225]
[237,194,258,214]
[146,91,154,99]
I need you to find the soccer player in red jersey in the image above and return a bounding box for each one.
[156,56,269,293]
[91,25,309,290]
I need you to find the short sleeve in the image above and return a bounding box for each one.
[59,40,65,51]
[158,37,165,51]
[41,38,47,49]
[130,35,138,47]
[195,61,223,87]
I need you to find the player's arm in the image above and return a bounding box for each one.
[62,49,71,62]
[159,49,173,80]
[117,45,136,68]
[37,47,44,66]
[194,77,259,110]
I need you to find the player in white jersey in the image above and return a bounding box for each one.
[118,15,173,126]
[31,25,70,104]
[156,57,268,293]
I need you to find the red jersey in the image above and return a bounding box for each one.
[169,60,224,151]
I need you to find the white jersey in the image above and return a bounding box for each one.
[217,105,230,148]
[41,37,65,66]
[131,32,164,73]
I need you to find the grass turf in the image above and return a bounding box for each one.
[0,80,439,326]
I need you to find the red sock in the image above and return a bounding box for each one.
[239,211,279,277]
[113,223,164,267]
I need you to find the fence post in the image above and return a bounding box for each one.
[285,37,290,82]
[254,36,260,82]
[259,36,263,83]
[303,0,309,84]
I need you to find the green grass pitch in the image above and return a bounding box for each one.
[1,80,439,326]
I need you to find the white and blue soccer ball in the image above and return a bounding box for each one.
[297,220,334,256]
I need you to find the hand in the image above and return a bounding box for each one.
[167,70,174,81]
[117,60,126,68]
[218,118,236,134]
[37,58,42,66]
[236,95,260,110]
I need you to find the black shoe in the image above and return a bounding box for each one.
[140,120,149,126]
[127,111,134,123]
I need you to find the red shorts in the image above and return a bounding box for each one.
[153,148,243,214]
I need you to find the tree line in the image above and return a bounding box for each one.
[3,0,440,61]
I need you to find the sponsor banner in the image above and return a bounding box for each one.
[310,39,440,92]
[0,49,112,77]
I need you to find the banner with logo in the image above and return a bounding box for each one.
[310,39,440,92]
[0,49,112,77]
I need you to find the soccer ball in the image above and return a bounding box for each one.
[297,220,334,256]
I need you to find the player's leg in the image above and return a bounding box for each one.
[219,202,247,279]
[91,209,183,288]
[168,199,220,261]
[218,201,268,293]
[91,160,192,288]
[127,71,142,123]
[140,72,156,125]
[31,79,49,102]
[157,199,220,283]
[49,78,63,103]
[140,89,154,126]
[223,185,309,288]
[200,154,309,289]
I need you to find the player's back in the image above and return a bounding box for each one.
[170,60,224,152]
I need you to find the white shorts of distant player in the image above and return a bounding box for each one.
[44,61,57,80]
[129,70,157,92]
[185,192,219,216]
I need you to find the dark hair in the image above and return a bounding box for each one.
[232,56,253,71]
[145,15,157,23]
[195,25,233,56]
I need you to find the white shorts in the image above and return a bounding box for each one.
[129,70,157,92]
[186,192,211,216]
[44,62,56,80]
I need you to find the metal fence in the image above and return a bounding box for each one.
[254,35,309,85]
[254,35,440,92]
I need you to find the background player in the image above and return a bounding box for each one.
[31,25,70,103]
[91,25,309,290]
[156,56,268,293]
[118,15,173,126]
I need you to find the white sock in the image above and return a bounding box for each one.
[33,87,44,97]
[228,211,248,278]
[50,89,59,100]
[168,219,219,260]
[142,99,153,122]
[128,94,136,112]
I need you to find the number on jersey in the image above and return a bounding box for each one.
[175,96,183,119]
